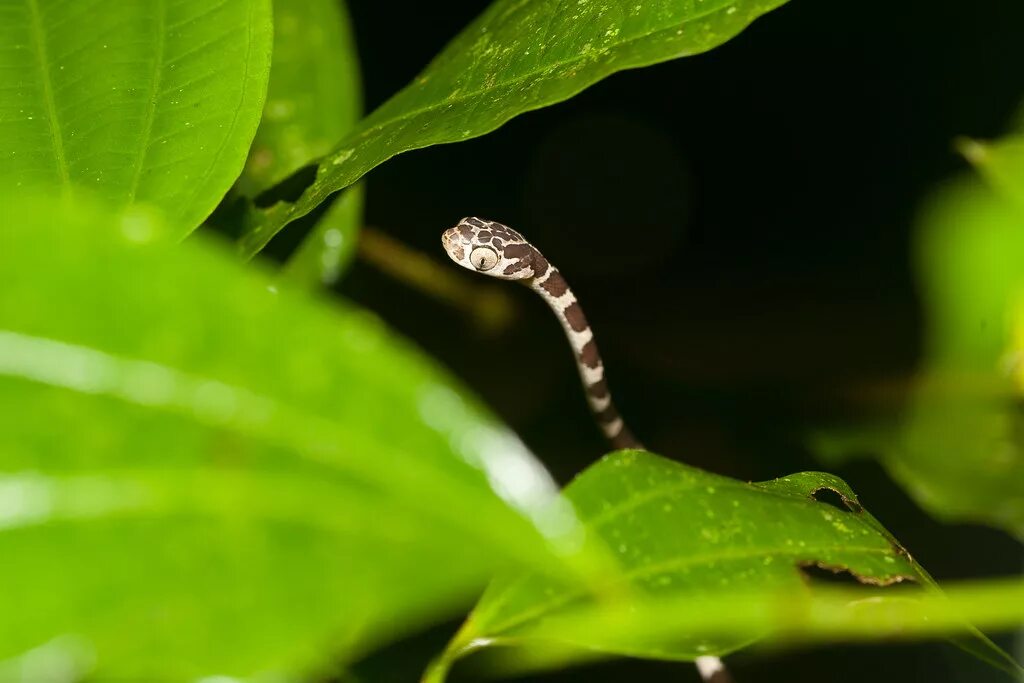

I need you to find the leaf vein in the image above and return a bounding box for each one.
[26,0,69,185]
[176,0,257,223]
[126,0,166,202]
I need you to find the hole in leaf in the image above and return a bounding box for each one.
[798,561,916,587]
[811,486,862,513]
[798,562,869,587]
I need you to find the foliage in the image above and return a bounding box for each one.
[0,0,272,238]
[813,117,1024,541]
[0,191,583,678]
[236,0,790,257]
[0,1,1021,682]
[426,451,1016,679]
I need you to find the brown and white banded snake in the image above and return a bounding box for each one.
[442,217,732,683]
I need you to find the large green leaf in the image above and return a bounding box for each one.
[238,0,361,196]
[238,0,790,257]
[812,122,1024,540]
[0,0,272,238]
[426,451,1018,680]
[0,192,588,680]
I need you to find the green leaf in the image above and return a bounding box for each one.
[893,178,1024,539]
[0,0,272,238]
[429,451,1017,679]
[242,0,365,289]
[280,184,365,290]
[959,133,1024,211]
[238,0,362,196]
[477,578,1024,678]
[0,191,588,679]
[238,0,790,257]
[811,116,1024,540]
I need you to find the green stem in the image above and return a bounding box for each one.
[420,653,456,683]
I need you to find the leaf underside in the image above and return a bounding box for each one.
[238,0,790,257]
[0,193,578,679]
[813,123,1024,541]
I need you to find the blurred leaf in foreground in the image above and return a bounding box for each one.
[475,577,1024,678]
[0,192,586,680]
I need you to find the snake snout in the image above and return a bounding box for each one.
[441,227,465,262]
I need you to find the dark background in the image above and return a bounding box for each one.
[275,1,1024,681]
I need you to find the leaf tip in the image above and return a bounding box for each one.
[956,136,990,166]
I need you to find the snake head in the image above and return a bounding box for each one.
[442,217,544,281]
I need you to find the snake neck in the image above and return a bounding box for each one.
[528,250,729,683]
[528,264,641,451]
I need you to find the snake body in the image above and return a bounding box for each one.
[442,217,731,683]
[442,216,638,449]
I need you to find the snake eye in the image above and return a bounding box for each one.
[469,246,498,271]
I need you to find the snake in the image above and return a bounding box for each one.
[441,217,732,683]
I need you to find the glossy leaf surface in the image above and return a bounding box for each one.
[431,451,1017,678]
[238,0,790,256]
[0,192,580,679]
[0,0,272,237]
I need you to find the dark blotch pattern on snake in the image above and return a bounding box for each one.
[441,217,733,683]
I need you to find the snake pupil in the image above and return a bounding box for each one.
[469,246,497,271]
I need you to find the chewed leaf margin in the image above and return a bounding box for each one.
[425,449,982,683]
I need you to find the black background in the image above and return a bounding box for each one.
[272,1,1024,681]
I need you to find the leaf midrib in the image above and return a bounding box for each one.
[585,473,865,533]
[126,0,166,202]
[340,0,741,153]
[26,0,69,185]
